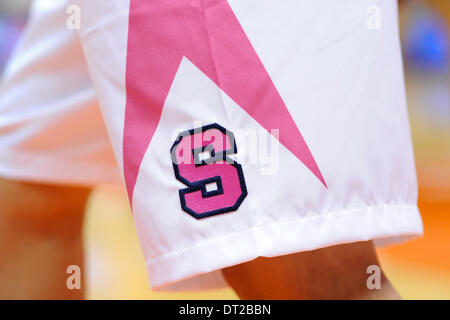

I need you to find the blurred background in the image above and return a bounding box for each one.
[1,0,449,299]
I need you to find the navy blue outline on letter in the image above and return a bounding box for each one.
[170,123,247,219]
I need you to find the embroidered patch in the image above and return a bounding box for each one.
[170,123,247,219]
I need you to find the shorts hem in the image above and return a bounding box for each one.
[146,202,422,290]
[0,149,121,186]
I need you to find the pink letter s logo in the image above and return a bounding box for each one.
[171,123,247,219]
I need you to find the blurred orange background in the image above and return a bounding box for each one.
[1,0,449,299]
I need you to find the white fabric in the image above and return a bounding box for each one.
[0,0,120,185]
[0,0,423,290]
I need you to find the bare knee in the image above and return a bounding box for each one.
[0,178,90,299]
[0,178,91,236]
[222,241,400,300]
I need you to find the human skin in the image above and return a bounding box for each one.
[0,178,399,299]
[0,178,89,299]
[222,241,400,300]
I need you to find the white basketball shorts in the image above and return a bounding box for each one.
[0,0,423,290]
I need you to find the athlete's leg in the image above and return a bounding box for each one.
[0,178,90,299]
[223,241,400,300]
[0,0,115,298]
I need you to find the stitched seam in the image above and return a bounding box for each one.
[147,202,418,264]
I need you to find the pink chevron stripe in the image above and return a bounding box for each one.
[124,0,326,202]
